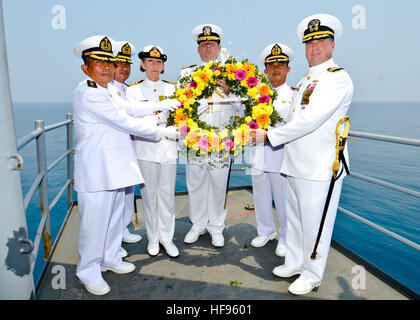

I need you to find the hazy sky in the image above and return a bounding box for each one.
[2,0,420,102]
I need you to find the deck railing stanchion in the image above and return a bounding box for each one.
[35,120,52,260]
[66,113,74,210]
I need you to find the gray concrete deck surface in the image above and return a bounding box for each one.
[36,189,407,300]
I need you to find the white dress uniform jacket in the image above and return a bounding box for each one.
[73,78,159,192]
[268,59,352,181]
[266,58,353,285]
[126,79,178,163]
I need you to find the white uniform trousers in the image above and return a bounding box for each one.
[186,163,229,235]
[284,176,343,285]
[251,170,287,246]
[76,189,124,285]
[123,186,135,238]
[138,160,177,245]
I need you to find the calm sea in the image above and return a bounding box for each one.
[12,101,420,294]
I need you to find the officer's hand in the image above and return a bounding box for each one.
[156,99,182,112]
[162,126,180,140]
[250,129,267,144]
[217,79,230,96]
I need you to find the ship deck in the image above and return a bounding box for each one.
[36,188,408,300]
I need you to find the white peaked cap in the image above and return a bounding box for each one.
[260,43,294,65]
[297,14,343,43]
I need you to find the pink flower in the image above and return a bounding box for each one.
[223,139,234,151]
[198,136,210,150]
[180,125,190,136]
[234,69,246,81]
[190,81,197,88]
[212,67,221,72]
[247,121,259,130]
[258,94,270,104]
[246,76,258,87]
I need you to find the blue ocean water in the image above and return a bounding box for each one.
[12,101,420,294]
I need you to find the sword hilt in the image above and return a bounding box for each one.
[333,116,350,178]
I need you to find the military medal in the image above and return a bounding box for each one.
[301,82,317,106]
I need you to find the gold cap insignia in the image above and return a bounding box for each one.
[308,19,320,33]
[203,26,212,36]
[271,44,282,56]
[149,47,161,58]
[122,43,131,55]
[100,37,112,52]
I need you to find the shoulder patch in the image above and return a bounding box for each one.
[182,64,197,69]
[87,80,97,88]
[327,67,344,72]
[129,80,144,87]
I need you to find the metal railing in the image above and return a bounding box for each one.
[336,131,420,251]
[17,114,74,272]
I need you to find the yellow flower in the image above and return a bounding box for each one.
[247,87,258,98]
[245,116,252,123]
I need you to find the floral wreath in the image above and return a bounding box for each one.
[167,57,282,162]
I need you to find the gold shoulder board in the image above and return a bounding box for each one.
[182,64,197,69]
[129,80,144,87]
[327,67,344,72]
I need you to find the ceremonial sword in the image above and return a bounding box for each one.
[311,116,350,260]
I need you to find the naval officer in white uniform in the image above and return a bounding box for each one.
[73,35,180,296]
[250,43,294,257]
[126,45,179,258]
[182,24,240,248]
[108,41,143,256]
[252,14,353,295]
